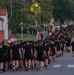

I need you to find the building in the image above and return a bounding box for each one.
[0,9,8,42]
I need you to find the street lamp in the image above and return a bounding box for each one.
[43,22,47,31]
[20,22,23,40]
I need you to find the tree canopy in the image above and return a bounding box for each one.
[0,0,74,33]
[52,0,71,24]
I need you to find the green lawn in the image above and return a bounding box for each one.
[15,34,36,41]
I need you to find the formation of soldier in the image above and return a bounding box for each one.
[0,24,74,73]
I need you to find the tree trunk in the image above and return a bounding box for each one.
[58,19,64,25]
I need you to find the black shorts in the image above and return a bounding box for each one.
[12,55,20,60]
[60,47,64,51]
[72,48,74,51]
[5,57,10,62]
[57,47,60,51]
[25,55,31,60]
[37,56,44,61]
[0,58,4,63]
[31,56,35,60]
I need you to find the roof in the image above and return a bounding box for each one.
[0,17,4,21]
[0,9,7,16]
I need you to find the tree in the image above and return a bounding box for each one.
[68,0,74,20]
[0,0,26,34]
[37,0,53,23]
[52,0,71,25]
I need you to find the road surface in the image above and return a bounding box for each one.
[1,46,74,75]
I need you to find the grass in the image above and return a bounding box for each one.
[15,34,36,41]
[4,34,36,43]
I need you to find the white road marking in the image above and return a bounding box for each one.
[53,65,61,68]
[67,65,74,68]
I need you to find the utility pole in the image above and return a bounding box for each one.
[20,22,23,40]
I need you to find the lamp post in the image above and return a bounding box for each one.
[43,22,47,31]
[20,22,23,40]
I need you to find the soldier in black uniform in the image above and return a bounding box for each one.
[0,43,5,73]
[43,41,49,69]
[36,41,45,71]
[50,39,56,62]
[10,39,22,71]
[2,41,7,72]
[56,38,61,57]
[23,41,33,71]
[71,40,74,57]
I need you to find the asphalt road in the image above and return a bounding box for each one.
[1,46,74,75]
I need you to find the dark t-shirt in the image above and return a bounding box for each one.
[0,48,5,59]
[66,38,71,46]
[50,42,55,51]
[36,45,44,57]
[18,43,23,49]
[61,39,65,45]
[56,41,61,47]
[23,44,32,55]
[11,44,20,56]
[7,47,11,58]
[44,45,49,52]
[2,45,7,54]
[31,45,36,55]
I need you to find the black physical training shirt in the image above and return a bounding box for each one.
[11,44,20,55]
[36,45,44,56]
[23,44,32,55]
[0,48,5,58]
